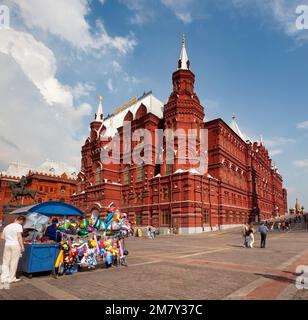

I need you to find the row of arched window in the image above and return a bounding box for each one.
[222,164,246,189]
[225,212,248,224]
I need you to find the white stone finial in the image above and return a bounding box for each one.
[182,33,186,47]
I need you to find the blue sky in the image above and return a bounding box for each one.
[0,0,307,209]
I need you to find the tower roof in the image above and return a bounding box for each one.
[95,95,104,122]
[101,93,163,137]
[230,113,250,142]
[295,198,301,210]
[178,33,190,70]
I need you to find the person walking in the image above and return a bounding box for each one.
[258,222,269,248]
[147,226,154,239]
[242,223,249,248]
[247,225,255,248]
[277,222,281,232]
[0,216,26,284]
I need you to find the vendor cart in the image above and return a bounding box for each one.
[19,243,60,278]
[10,202,83,277]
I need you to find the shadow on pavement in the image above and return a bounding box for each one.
[254,273,295,284]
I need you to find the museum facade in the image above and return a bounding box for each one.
[71,35,288,234]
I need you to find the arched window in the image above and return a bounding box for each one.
[95,167,101,184]
[124,110,133,122]
[233,212,237,223]
[162,210,171,226]
[135,212,143,226]
[202,210,209,224]
[223,165,227,181]
[236,171,239,188]
[135,104,147,120]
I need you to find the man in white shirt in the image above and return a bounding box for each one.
[1,216,26,284]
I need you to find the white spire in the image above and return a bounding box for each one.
[95,95,104,122]
[230,113,250,142]
[178,33,190,70]
[260,134,264,146]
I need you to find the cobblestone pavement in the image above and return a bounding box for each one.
[1,228,308,300]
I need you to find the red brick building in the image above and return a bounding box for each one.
[72,35,288,233]
[0,162,77,222]
[0,175,19,221]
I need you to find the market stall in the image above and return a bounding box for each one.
[11,202,83,277]
[10,202,132,278]
[53,207,132,276]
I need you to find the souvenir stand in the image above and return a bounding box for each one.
[10,202,83,278]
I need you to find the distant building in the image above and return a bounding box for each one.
[72,35,288,233]
[1,160,78,179]
[289,198,305,215]
[0,161,78,221]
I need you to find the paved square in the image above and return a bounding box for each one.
[1,228,308,300]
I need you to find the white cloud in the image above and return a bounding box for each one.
[297,120,308,129]
[0,28,92,168]
[111,60,122,72]
[264,137,296,156]
[229,0,308,44]
[161,0,194,23]
[0,54,89,168]
[241,135,295,157]
[0,29,72,106]
[269,149,283,157]
[110,60,140,85]
[0,1,140,171]
[9,0,137,54]
[69,82,95,100]
[294,159,308,168]
[264,137,296,148]
[107,78,115,93]
[92,20,137,55]
[120,0,156,25]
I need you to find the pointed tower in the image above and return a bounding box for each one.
[163,34,205,173]
[165,33,204,120]
[95,95,104,122]
[90,95,104,141]
[178,33,190,70]
[295,198,301,214]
